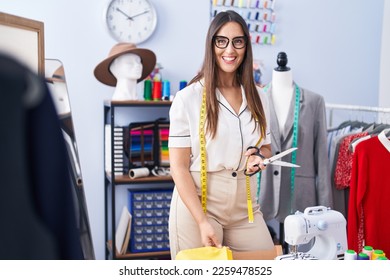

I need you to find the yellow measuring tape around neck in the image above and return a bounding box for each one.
[199,88,260,223]
[199,88,208,214]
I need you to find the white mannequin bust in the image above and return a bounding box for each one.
[271,68,294,133]
[109,53,142,100]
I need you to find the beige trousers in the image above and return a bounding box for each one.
[169,169,274,259]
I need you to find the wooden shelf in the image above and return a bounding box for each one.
[116,174,172,183]
[106,173,173,184]
[104,100,171,107]
[116,251,171,260]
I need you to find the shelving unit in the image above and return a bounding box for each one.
[104,100,173,260]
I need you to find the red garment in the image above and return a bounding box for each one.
[347,135,390,255]
[334,132,368,189]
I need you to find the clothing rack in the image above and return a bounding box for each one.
[326,103,390,127]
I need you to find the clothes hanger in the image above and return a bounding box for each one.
[384,127,390,138]
[370,124,390,135]
[336,120,353,129]
[362,122,377,132]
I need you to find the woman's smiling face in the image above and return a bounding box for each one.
[214,21,246,76]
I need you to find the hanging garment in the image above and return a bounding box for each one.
[347,129,390,255]
[329,123,384,218]
[0,53,83,259]
[330,131,367,218]
[259,85,333,223]
[334,131,369,189]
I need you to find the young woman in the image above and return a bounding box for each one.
[168,10,274,259]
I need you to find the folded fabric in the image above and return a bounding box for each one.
[175,246,232,260]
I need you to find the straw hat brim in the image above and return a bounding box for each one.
[94,44,156,86]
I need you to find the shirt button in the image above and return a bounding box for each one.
[273,170,279,176]
[232,172,237,177]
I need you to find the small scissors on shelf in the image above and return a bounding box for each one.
[244,147,300,176]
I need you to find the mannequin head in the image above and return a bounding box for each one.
[94,43,156,86]
[94,43,157,100]
[109,53,143,81]
[109,53,143,100]
[274,52,290,72]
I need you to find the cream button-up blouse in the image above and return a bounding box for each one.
[168,80,271,172]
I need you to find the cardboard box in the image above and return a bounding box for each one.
[232,245,283,260]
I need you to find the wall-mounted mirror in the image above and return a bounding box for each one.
[45,58,95,260]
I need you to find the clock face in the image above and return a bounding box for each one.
[105,0,157,44]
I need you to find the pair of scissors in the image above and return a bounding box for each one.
[263,147,300,167]
[244,147,300,176]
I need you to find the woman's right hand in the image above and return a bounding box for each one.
[199,220,222,248]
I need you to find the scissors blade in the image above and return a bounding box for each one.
[263,147,298,165]
[268,160,300,168]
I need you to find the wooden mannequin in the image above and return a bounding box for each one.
[110,53,142,100]
[271,52,294,134]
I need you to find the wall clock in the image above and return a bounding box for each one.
[105,0,158,44]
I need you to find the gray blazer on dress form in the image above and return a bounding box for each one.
[258,85,333,223]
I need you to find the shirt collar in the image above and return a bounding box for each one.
[378,128,390,152]
[216,85,247,114]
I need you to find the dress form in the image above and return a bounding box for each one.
[271,52,294,134]
[110,53,142,100]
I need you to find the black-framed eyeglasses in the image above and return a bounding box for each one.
[213,35,247,49]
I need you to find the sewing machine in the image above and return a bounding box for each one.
[276,206,348,260]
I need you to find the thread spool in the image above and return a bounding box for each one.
[344,249,357,260]
[357,253,369,260]
[362,246,373,259]
[152,81,162,101]
[372,249,385,260]
[162,80,170,101]
[129,167,150,179]
[179,80,187,90]
[144,80,152,101]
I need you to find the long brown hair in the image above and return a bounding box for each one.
[189,10,267,140]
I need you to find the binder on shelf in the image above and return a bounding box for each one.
[126,118,170,169]
[105,125,128,176]
[115,206,132,255]
[127,123,155,168]
[158,123,170,167]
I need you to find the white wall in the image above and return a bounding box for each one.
[0,0,385,260]
[255,0,384,106]
[379,0,390,108]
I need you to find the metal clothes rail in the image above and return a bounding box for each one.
[325,103,390,127]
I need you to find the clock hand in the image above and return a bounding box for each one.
[116,8,134,21]
[128,10,150,20]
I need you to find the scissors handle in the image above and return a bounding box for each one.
[247,146,265,159]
